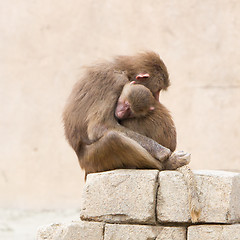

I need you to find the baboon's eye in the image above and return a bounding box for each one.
[136,73,150,80]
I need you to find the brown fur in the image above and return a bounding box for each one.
[116,83,187,170]
[63,52,172,176]
[117,83,176,152]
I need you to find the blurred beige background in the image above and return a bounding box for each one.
[1,0,240,218]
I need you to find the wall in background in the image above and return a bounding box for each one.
[0,0,239,209]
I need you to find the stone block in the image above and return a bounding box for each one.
[157,170,240,223]
[157,170,190,223]
[80,169,158,224]
[36,221,104,240]
[188,224,240,240]
[104,223,186,240]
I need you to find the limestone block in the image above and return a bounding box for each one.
[36,221,104,240]
[188,224,240,240]
[157,170,240,223]
[81,169,158,224]
[157,171,190,223]
[104,223,186,240]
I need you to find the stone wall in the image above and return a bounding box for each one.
[37,169,240,239]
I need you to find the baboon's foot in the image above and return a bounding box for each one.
[165,150,191,170]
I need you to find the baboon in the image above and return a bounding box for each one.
[115,82,176,151]
[63,52,189,176]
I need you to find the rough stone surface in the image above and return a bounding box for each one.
[80,169,159,224]
[36,221,104,240]
[157,170,240,223]
[157,171,190,223]
[196,170,240,223]
[188,224,240,240]
[104,223,186,240]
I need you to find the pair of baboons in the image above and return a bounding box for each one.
[63,51,201,222]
